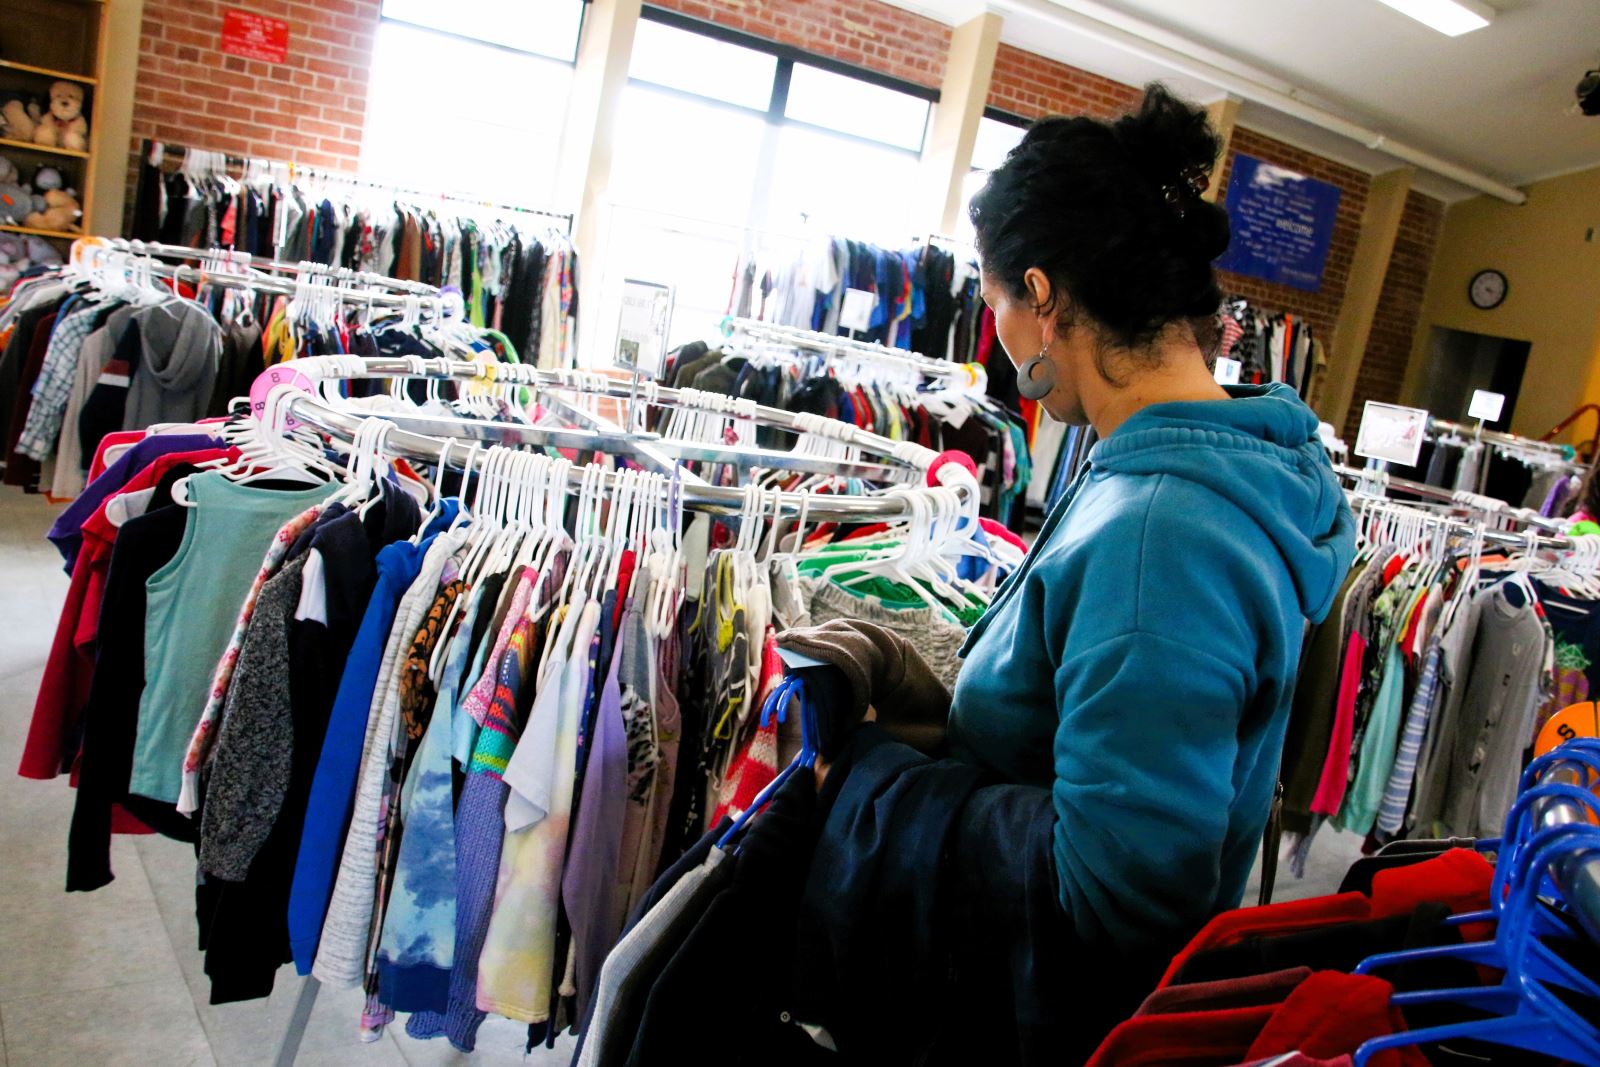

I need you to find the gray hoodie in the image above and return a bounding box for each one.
[123,298,221,432]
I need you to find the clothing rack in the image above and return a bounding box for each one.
[722,316,983,386]
[1535,752,1600,946]
[144,139,575,234]
[103,238,442,296]
[252,353,984,1065]
[70,240,465,319]
[271,354,976,520]
[1332,461,1580,547]
[1427,415,1584,478]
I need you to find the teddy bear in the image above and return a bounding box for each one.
[25,186,81,232]
[0,93,41,142]
[32,81,88,152]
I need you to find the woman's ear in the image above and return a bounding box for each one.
[1023,267,1056,346]
[1023,267,1052,311]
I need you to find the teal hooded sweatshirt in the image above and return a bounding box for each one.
[950,383,1355,952]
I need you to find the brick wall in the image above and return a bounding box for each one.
[1343,189,1444,440]
[131,0,379,177]
[986,43,1143,120]
[649,0,951,88]
[1214,126,1371,354]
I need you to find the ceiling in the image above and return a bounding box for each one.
[884,0,1600,202]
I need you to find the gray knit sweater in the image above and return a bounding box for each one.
[199,553,306,880]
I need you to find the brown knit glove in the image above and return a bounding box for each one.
[777,619,951,756]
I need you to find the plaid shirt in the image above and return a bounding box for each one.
[17,297,106,462]
[1374,641,1443,836]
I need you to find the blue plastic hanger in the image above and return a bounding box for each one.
[1352,825,1600,1066]
[1359,808,1600,1002]
[715,674,816,850]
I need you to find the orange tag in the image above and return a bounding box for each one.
[1536,702,1600,758]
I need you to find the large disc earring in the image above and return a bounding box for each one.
[1017,345,1057,400]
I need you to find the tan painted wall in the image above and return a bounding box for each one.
[1403,166,1600,440]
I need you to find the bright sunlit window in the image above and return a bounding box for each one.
[590,10,937,366]
[783,63,930,152]
[360,1,580,205]
[958,112,1029,242]
[378,0,584,59]
[627,18,778,110]
[767,124,923,240]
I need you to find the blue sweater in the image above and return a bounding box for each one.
[950,384,1354,952]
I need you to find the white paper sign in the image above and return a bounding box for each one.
[1355,401,1429,467]
[1468,389,1506,422]
[839,288,876,332]
[615,278,674,379]
[1213,357,1242,385]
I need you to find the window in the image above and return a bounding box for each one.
[626,18,777,110]
[958,112,1029,242]
[783,63,930,151]
[378,0,582,60]
[767,125,923,240]
[592,9,936,362]
[360,1,581,206]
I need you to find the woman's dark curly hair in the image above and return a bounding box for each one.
[969,83,1231,383]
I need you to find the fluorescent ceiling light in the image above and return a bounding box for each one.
[1374,0,1494,36]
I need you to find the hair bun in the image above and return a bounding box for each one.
[1113,84,1222,195]
[1115,84,1229,260]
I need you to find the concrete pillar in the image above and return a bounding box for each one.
[1320,166,1415,429]
[1202,95,1241,203]
[920,12,1003,235]
[557,0,643,285]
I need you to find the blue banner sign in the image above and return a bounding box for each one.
[1216,153,1341,292]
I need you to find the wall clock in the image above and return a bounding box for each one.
[1469,269,1508,310]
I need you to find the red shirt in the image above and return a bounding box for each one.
[1088,971,1427,1067]
[1158,850,1493,989]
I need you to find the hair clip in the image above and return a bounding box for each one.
[1162,163,1214,216]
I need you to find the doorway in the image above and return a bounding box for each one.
[1413,326,1531,431]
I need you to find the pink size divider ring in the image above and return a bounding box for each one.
[926,449,979,487]
[249,367,316,430]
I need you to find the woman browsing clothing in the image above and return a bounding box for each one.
[788,85,1356,1063]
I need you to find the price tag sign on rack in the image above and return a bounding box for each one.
[615,279,674,380]
[839,288,876,333]
[1469,389,1506,422]
[1354,401,1429,467]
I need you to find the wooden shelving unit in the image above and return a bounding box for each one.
[0,58,98,85]
[0,136,90,160]
[0,222,84,241]
[0,0,107,246]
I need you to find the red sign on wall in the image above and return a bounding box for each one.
[221,8,289,64]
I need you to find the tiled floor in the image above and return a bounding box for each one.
[0,492,1361,1064]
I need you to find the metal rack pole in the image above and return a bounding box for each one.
[275,355,972,521]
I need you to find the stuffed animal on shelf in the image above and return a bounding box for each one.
[0,93,41,142]
[32,165,63,192]
[0,232,63,290]
[25,186,81,232]
[0,155,40,225]
[33,82,88,152]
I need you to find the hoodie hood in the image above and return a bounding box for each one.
[1089,383,1354,622]
[139,299,222,390]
